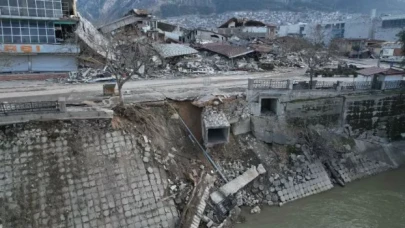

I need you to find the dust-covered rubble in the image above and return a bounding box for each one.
[202,107,230,129]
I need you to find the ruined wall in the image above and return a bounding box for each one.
[0,120,178,228]
[284,97,344,127]
[251,116,294,145]
[344,93,405,141]
[249,91,405,146]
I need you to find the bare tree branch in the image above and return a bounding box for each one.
[82,24,162,104]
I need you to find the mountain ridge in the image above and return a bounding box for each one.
[77,0,405,25]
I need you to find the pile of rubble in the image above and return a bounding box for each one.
[154,53,264,77]
[64,68,115,83]
[260,52,306,68]
[214,149,333,211]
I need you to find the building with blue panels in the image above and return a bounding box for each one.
[0,0,79,73]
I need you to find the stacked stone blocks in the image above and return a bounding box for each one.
[0,124,178,228]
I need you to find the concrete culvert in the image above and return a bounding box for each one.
[202,107,230,147]
[208,127,230,145]
[260,98,278,115]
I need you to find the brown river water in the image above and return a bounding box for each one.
[237,166,405,228]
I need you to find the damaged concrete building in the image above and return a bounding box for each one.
[182,29,227,44]
[157,21,188,43]
[98,9,158,40]
[0,0,80,75]
[217,17,277,40]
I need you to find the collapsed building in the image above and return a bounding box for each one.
[380,42,404,63]
[98,9,159,41]
[330,38,385,58]
[0,0,80,75]
[217,17,277,40]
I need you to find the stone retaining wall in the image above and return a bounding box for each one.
[275,161,333,204]
[329,151,393,184]
[0,120,178,228]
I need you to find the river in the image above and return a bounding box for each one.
[237,166,405,228]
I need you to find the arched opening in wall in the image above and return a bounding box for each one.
[173,101,203,142]
[211,35,220,39]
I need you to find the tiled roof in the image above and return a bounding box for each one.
[200,43,254,58]
[357,67,404,76]
[153,43,198,58]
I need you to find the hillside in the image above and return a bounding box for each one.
[77,0,405,25]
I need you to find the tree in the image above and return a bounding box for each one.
[99,26,160,105]
[397,30,405,66]
[301,25,334,89]
[75,16,161,104]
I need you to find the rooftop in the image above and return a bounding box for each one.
[333,38,385,43]
[153,43,198,58]
[357,67,405,76]
[381,14,405,21]
[199,43,254,59]
[218,17,266,28]
[126,9,151,17]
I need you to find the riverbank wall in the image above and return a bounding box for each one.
[0,120,179,228]
[213,83,405,210]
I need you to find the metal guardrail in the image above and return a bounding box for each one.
[0,101,60,116]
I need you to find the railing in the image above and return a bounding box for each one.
[0,101,60,116]
[354,81,373,90]
[250,79,289,90]
[314,81,336,90]
[249,78,405,92]
[384,80,405,90]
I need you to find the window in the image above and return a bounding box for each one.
[0,0,9,6]
[383,19,405,28]
[0,0,62,18]
[9,0,17,7]
[0,19,56,44]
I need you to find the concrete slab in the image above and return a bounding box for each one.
[210,165,265,204]
[0,107,113,126]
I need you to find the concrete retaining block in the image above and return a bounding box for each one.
[231,117,251,135]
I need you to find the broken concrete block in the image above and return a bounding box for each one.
[143,157,149,163]
[147,167,153,174]
[257,164,266,174]
[202,107,230,147]
[170,113,180,119]
[210,166,260,204]
[231,117,251,135]
[250,206,261,214]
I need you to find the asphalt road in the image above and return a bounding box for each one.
[0,69,307,103]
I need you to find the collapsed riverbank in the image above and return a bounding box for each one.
[236,166,405,228]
